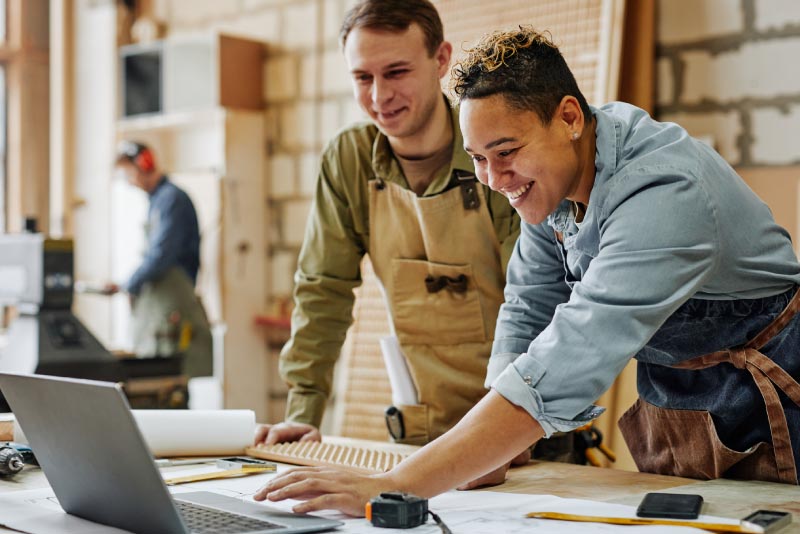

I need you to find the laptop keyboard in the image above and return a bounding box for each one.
[175,500,284,533]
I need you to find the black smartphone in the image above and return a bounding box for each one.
[636,492,704,520]
[742,510,792,533]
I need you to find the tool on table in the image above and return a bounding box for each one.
[741,511,792,533]
[0,442,36,476]
[366,492,451,533]
[574,422,616,466]
[0,444,24,476]
[154,457,218,468]
[164,457,276,486]
[527,511,765,533]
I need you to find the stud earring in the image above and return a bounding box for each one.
[571,132,580,141]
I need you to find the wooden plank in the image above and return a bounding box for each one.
[618,0,655,112]
[0,420,13,441]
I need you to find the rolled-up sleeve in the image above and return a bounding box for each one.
[486,221,571,386]
[491,170,720,436]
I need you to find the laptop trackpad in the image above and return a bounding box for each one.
[175,491,342,531]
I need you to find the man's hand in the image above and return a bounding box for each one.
[253,421,321,445]
[254,466,392,516]
[456,447,531,490]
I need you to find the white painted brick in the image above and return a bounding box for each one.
[322,49,352,95]
[751,105,800,165]
[152,0,170,22]
[270,249,299,297]
[269,154,296,198]
[682,38,800,104]
[300,54,318,99]
[299,151,321,196]
[282,1,318,50]
[755,0,800,31]
[283,199,313,246]
[656,57,674,107]
[165,0,241,25]
[212,9,280,41]
[280,101,316,149]
[265,55,299,102]
[243,0,284,9]
[659,111,741,165]
[318,99,342,146]
[658,0,743,45]
[323,0,346,44]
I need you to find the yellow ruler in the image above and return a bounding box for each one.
[165,465,276,486]
[527,512,764,534]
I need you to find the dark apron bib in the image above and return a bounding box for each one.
[620,288,800,484]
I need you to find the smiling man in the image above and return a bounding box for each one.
[255,0,524,469]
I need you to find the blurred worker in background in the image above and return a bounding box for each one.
[106,140,212,378]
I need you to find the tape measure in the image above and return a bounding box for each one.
[366,492,452,533]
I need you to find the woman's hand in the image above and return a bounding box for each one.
[253,467,396,517]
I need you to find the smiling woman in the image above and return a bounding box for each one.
[255,25,800,517]
[454,28,596,225]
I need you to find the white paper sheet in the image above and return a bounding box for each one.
[379,335,418,405]
[131,409,255,457]
[0,467,747,534]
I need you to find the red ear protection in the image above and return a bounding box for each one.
[135,148,155,173]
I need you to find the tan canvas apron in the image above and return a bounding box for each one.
[131,266,213,378]
[368,176,505,445]
[619,288,800,484]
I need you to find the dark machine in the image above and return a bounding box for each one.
[0,233,186,411]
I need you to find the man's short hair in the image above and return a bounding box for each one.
[339,0,444,57]
[451,26,591,126]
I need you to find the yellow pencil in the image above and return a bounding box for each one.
[527,511,764,534]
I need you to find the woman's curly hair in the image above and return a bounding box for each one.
[450,26,591,125]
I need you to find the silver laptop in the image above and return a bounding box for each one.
[0,373,342,534]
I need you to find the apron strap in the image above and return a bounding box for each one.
[747,286,800,350]
[673,288,800,484]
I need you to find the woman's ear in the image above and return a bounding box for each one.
[558,96,584,139]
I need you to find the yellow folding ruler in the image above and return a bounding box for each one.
[164,457,277,486]
[527,512,764,534]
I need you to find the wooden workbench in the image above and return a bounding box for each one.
[2,435,799,533]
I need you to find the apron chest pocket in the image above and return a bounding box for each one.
[390,259,486,345]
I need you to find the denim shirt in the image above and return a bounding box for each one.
[488,102,800,437]
[125,177,200,295]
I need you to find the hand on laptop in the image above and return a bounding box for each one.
[254,422,321,445]
[254,467,388,517]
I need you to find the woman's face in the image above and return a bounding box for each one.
[460,93,591,225]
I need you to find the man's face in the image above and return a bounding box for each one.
[117,160,147,191]
[343,24,450,142]
[461,94,585,225]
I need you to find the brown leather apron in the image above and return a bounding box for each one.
[368,176,505,445]
[619,288,800,484]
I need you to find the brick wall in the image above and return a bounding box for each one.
[148,0,800,423]
[656,0,800,166]
[152,0,350,304]
[154,0,618,311]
